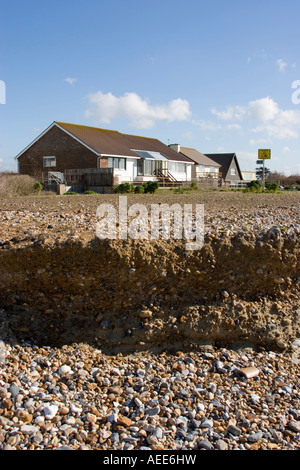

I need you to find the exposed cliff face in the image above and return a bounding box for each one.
[1,230,299,354]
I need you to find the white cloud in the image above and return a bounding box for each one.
[192,119,222,131]
[85,91,192,129]
[212,97,279,123]
[64,77,77,85]
[212,97,300,140]
[276,59,288,72]
[247,97,279,121]
[251,109,300,139]
[282,146,290,153]
[249,138,270,146]
[226,123,242,130]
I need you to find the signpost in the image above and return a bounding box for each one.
[258,149,271,191]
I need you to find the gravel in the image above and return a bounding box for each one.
[0,342,300,450]
[0,192,299,450]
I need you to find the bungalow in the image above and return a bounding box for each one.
[203,153,243,183]
[169,145,221,179]
[15,121,193,189]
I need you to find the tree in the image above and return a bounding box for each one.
[256,166,270,181]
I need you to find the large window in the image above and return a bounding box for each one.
[169,162,186,173]
[108,157,126,170]
[43,156,56,167]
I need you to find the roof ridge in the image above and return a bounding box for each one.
[55,121,120,134]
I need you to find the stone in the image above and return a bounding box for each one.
[198,439,214,450]
[43,404,59,420]
[227,424,242,436]
[8,384,20,398]
[215,439,228,450]
[201,419,214,429]
[288,420,300,433]
[117,415,133,428]
[20,425,38,435]
[248,431,263,443]
[238,367,260,379]
[145,405,160,416]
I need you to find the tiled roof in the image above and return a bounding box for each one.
[56,122,192,162]
[180,147,221,167]
[56,122,138,157]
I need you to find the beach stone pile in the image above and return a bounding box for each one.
[0,341,300,450]
[0,191,299,450]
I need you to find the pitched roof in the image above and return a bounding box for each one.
[123,133,193,162]
[56,122,138,158]
[204,153,243,180]
[179,147,221,167]
[16,121,192,163]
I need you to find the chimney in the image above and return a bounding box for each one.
[169,143,180,153]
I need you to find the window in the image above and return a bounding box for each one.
[169,162,186,173]
[43,156,56,167]
[231,168,236,176]
[108,157,126,170]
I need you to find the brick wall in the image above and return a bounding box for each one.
[18,125,99,181]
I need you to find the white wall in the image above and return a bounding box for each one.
[114,158,136,183]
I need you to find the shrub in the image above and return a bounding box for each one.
[246,180,262,192]
[190,182,198,190]
[85,190,98,194]
[143,181,159,194]
[0,174,40,197]
[113,183,134,194]
[34,182,43,193]
[134,185,144,193]
[63,192,78,195]
[265,181,279,192]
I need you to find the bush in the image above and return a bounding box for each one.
[85,190,98,194]
[63,192,78,195]
[143,181,159,194]
[190,182,198,190]
[134,185,144,193]
[265,181,279,192]
[113,183,135,194]
[0,174,40,197]
[246,180,262,192]
[34,182,43,193]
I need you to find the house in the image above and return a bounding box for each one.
[15,121,194,190]
[203,153,243,183]
[241,171,256,181]
[170,145,221,180]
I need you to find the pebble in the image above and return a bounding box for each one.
[0,341,298,450]
[43,405,59,420]
[0,193,299,450]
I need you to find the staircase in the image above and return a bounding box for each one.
[155,169,178,186]
[48,172,65,185]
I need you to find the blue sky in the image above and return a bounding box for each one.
[1,0,300,174]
